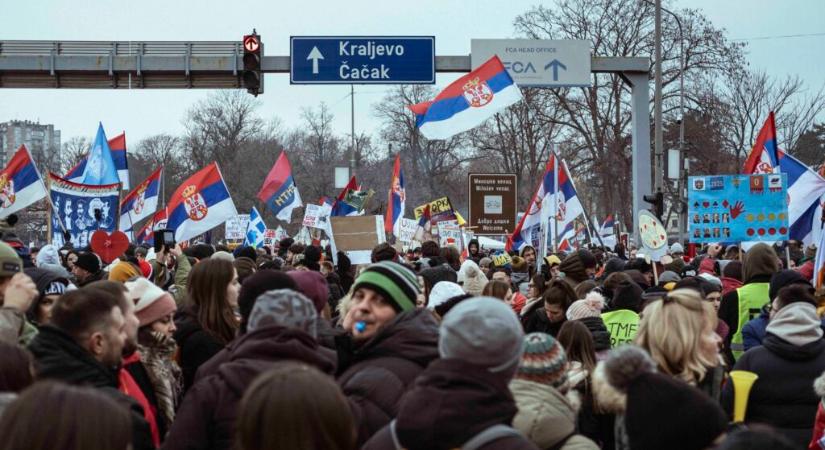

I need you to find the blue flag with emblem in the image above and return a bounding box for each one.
[244,206,268,248]
[80,123,121,186]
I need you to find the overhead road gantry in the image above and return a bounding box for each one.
[0,39,651,243]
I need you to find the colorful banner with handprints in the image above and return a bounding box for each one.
[687,174,789,243]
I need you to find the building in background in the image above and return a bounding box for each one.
[0,120,61,168]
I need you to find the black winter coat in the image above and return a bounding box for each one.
[174,311,227,393]
[363,359,539,450]
[577,317,611,352]
[336,309,440,446]
[522,308,565,337]
[28,326,154,450]
[722,334,825,448]
[163,326,335,450]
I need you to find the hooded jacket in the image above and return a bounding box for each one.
[163,326,335,450]
[363,359,539,450]
[28,326,154,450]
[722,303,825,448]
[510,379,599,450]
[336,309,440,446]
[718,243,778,358]
[577,316,612,353]
[559,251,594,288]
[522,307,565,337]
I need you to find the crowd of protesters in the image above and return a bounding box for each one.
[1,218,824,450]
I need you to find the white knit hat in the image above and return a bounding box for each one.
[125,277,176,326]
[428,281,465,311]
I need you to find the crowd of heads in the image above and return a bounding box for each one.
[0,228,820,450]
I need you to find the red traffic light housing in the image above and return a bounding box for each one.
[242,32,262,96]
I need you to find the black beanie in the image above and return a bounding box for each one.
[237,270,298,333]
[303,245,322,271]
[602,346,728,450]
[769,269,813,300]
[74,252,101,273]
[612,280,643,312]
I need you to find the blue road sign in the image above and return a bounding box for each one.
[290,36,435,84]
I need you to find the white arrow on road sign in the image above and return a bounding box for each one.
[307,46,324,75]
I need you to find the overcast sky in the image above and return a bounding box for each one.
[2,0,823,147]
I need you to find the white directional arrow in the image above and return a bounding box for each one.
[307,46,324,75]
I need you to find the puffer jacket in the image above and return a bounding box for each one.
[363,359,539,450]
[163,325,335,450]
[510,378,599,450]
[336,309,439,446]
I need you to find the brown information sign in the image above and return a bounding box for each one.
[468,173,517,235]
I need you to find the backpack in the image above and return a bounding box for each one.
[388,419,524,450]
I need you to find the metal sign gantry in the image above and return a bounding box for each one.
[0,39,652,243]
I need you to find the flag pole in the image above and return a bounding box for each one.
[552,149,559,253]
[561,157,607,249]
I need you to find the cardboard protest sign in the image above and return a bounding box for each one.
[263,229,277,246]
[224,214,250,240]
[688,174,788,244]
[329,215,385,265]
[437,221,464,251]
[398,218,418,244]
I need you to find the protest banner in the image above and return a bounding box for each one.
[263,229,277,247]
[302,203,332,229]
[48,173,120,248]
[437,221,464,251]
[224,214,250,240]
[398,218,419,244]
[688,174,789,244]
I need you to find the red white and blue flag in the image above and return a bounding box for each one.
[167,162,237,243]
[331,176,361,217]
[0,145,48,219]
[409,55,523,140]
[258,152,302,222]
[507,154,584,251]
[599,214,617,248]
[119,166,162,232]
[743,112,825,245]
[136,207,168,246]
[384,154,406,236]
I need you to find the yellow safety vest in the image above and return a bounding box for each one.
[601,309,640,347]
[730,282,770,360]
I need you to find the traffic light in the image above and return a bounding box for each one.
[242,32,262,96]
[644,191,664,220]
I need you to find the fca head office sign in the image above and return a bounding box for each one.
[471,39,592,88]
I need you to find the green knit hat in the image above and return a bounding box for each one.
[352,261,420,312]
[515,332,568,389]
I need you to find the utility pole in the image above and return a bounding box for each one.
[350,85,356,177]
[653,0,664,195]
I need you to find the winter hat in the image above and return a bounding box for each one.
[234,246,258,261]
[514,332,568,389]
[427,281,465,311]
[125,277,176,327]
[670,243,684,254]
[597,346,728,450]
[544,255,562,267]
[138,259,153,279]
[698,273,722,288]
[108,261,141,283]
[459,260,488,296]
[511,256,527,272]
[0,241,22,277]
[238,270,298,333]
[479,256,493,268]
[74,252,101,274]
[603,257,626,277]
[211,251,235,262]
[247,289,317,337]
[439,296,525,376]
[36,244,60,267]
[352,261,420,312]
[721,260,743,280]
[766,302,823,346]
[420,264,458,289]
[612,280,644,312]
[566,291,606,320]
[769,269,813,300]
[287,270,329,313]
[658,271,681,284]
[559,250,595,284]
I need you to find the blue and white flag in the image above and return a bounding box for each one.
[245,206,267,248]
[79,123,121,186]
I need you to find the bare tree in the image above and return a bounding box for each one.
[59,136,90,174]
[286,102,345,204]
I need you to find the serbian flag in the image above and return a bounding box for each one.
[409,55,523,140]
[66,131,130,190]
[119,167,162,232]
[167,162,237,243]
[258,152,302,222]
[136,208,168,246]
[557,222,576,252]
[384,154,405,236]
[743,112,825,245]
[414,204,432,242]
[599,214,617,248]
[0,145,48,219]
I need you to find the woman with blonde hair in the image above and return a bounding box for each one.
[634,288,724,400]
